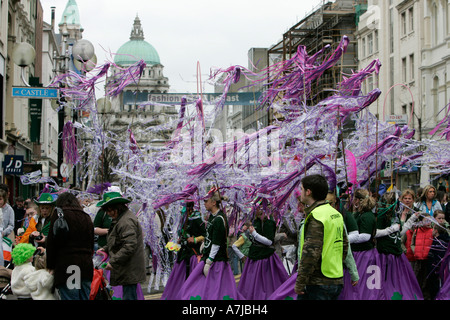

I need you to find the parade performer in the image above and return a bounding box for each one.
[179,190,243,300]
[19,193,56,247]
[237,202,289,300]
[374,192,423,300]
[161,201,206,300]
[339,188,379,300]
[231,222,252,265]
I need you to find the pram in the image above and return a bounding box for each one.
[0,263,12,300]
[90,253,112,300]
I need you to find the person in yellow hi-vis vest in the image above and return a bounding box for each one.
[295,174,348,300]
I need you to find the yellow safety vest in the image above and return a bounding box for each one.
[299,203,344,278]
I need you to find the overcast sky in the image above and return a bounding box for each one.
[39,0,321,94]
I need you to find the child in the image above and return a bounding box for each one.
[10,243,36,299]
[24,248,56,300]
[427,220,450,300]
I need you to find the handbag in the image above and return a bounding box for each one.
[53,207,70,240]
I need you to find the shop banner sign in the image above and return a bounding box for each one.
[3,155,24,175]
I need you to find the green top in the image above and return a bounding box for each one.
[93,209,112,247]
[239,233,252,257]
[177,211,205,262]
[201,210,228,262]
[343,210,358,233]
[375,210,403,256]
[351,211,376,252]
[248,217,276,261]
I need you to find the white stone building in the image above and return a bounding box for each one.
[357,0,450,187]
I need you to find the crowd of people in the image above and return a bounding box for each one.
[1,184,146,300]
[1,177,450,301]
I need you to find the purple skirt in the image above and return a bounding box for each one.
[339,249,423,300]
[161,255,199,300]
[268,272,297,300]
[179,260,243,300]
[436,276,450,300]
[238,254,289,300]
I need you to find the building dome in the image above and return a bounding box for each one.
[114,16,160,66]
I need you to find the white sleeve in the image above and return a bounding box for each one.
[375,224,400,238]
[400,214,419,236]
[351,233,372,244]
[251,230,272,246]
[347,230,359,244]
[208,244,220,260]
[232,244,245,259]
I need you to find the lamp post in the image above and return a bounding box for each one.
[97,97,111,186]
[65,39,96,188]
[12,42,36,87]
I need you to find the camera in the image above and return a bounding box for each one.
[34,234,43,241]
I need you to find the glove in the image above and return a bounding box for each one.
[203,258,213,277]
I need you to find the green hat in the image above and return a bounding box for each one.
[34,193,56,205]
[96,191,131,207]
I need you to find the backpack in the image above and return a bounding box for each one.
[53,207,69,240]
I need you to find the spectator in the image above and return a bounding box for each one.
[0,189,14,256]
[46,192,94,300]
[10,243,36,299]
[19,193,56,247]
[95,191,146,300]
[418,185,442,216]
[404,217,433,299]
[12,196,26,236]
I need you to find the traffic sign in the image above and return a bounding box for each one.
[60,163,70,178]
[12,87,58,99]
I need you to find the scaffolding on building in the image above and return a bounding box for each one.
[268,0,367,105]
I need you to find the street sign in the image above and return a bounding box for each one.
[387,114,408,125]
[12,87,58,99]
[60,163,70,178]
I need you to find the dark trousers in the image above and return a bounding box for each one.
[297,284,343,300]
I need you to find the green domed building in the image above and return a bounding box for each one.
[114,16,161,67]
[111,15,170,103]
[109,15,176,148]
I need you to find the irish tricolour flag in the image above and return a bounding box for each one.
[3,237,12,262]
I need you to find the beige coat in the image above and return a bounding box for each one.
[103,209,146,286]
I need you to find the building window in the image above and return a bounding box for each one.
[362,38,366,57]
[401,11,407,35]
[374,30,379,52]
[402,58,407,83]
[409,7,414,32]
[409,54,415,81]
[368,33,373,55]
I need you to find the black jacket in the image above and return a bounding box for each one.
[46,206,94,287]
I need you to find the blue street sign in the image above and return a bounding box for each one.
[12,87,58,99]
